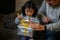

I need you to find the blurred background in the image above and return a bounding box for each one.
[0,0,44,40]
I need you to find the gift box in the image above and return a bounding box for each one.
[17,25,33,37]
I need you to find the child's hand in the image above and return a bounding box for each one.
[17,13,22,20]
[18,16,22,20]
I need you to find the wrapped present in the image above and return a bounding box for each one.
[17,25,33,37]
[17,19,33,37]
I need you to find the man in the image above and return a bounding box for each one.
[37,0,60,40]
[29,0,60,40]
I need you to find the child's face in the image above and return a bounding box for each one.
[25,8,34,16]
[46,0,60,7]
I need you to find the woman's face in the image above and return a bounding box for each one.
[25,8,34,16]
[46,0,60,7]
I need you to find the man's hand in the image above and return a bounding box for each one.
[34,23,45,31]
[29,22,45,31]
[43,17,51,23]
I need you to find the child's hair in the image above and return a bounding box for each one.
[21,1,38,17]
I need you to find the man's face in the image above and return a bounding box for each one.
[46,0,60,7]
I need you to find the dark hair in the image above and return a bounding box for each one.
[21,1,38,17]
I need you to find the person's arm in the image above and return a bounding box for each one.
[15,17,20,24]
[38,0,46,20]
[46,20,60,31]
[34,20,60,31]
[15,13,23,24]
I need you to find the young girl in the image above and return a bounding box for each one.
[15,1,40,40]
[15,1,38,25]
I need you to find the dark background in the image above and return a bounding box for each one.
[0,0,15,14]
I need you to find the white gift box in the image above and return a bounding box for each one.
[17,25,33,37]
